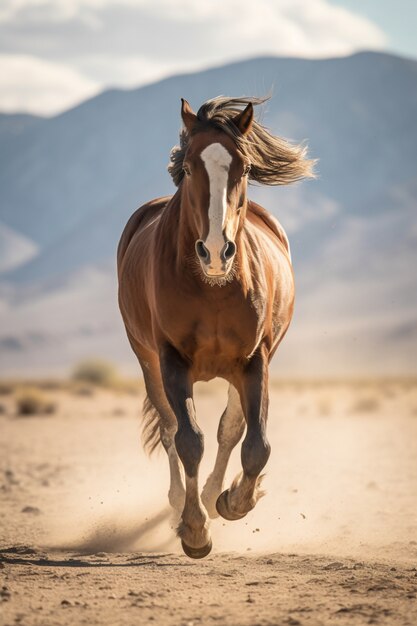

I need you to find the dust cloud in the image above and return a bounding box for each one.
[42,379,417,565]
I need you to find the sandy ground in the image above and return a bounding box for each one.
[1,380,417,625]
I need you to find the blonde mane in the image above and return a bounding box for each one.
[168,96,316,187]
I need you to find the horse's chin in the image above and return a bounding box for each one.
[200,267,234,287]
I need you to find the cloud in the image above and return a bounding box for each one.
[0,54,99,114]
[0,222,39,273]
[76,54,189,88]
[0,0,387,114]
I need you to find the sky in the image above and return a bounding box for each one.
[0,0,415,116]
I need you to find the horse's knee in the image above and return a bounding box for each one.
[241,431,270,477]
[175,425,204,477]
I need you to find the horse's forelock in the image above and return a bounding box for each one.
[168,96,316,187]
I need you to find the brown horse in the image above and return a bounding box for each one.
[117,96,314,558]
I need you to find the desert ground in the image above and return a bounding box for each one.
[1,378,417,626]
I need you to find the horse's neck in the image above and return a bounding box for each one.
[157,188,196,266]
[178,192,198,251]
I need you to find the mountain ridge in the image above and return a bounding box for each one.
[0,51,416,376]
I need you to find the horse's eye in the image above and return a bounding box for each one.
[183,164,191,176]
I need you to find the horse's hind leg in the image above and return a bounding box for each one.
[216,345,271,521]
[141,368,185,514]
[201,385,245,518]
[129,337,186,514]
[160,343,211,559]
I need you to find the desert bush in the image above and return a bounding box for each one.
[15,387,56,416]
[71,359,118,387]
[0,381,15,395]
[37,379,67,391]
[72,384,95,396]
[350,394,380,413]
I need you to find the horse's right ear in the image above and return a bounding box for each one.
[233,103,254,135]
[181,98,197,132]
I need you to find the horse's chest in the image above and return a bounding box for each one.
[169,293,263,368]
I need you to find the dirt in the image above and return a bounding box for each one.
[1,380,417,625]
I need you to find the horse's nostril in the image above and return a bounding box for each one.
[222,240,236,261]
[195,240,210,262]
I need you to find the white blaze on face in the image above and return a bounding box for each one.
[200,142,232,270]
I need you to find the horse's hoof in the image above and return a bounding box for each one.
[216,490,248,521]
[181,538,212,559]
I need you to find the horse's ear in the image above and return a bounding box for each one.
[233,103,254,135]
[181,98,197,132]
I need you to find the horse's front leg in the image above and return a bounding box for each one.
[216,346,271,521]
[160,343,211,558]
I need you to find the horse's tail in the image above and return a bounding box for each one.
[142,396,162,454]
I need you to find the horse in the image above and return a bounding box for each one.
[117,96,315,558]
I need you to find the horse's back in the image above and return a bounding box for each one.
[117,196,171,272]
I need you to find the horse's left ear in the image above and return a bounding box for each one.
[181,98,197,133]
[233,103,254,135]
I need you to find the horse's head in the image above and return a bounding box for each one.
[179,99,253,281]
[169,96,315,285]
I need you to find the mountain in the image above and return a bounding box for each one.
[0,51,416,377]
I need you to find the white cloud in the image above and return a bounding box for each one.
[0,54,99,114]
[77,54,191,88]
[0,0,387,114]
[0,222,39,273]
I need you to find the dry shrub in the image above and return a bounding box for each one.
[15,387,56,416]
[72,384,95,397]
[0,381,14,395]
[71,359,118,388]
[71,360,143,395]
[350,394,380,414]
[36,379,67,391]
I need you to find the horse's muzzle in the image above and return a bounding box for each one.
[195,239,236,278]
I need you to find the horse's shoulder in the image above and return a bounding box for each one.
[127,196,171,231]
[247,200,291,260]
[117,196,171,266]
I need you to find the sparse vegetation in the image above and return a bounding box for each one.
[350,394,380,413]
[71,359,118,387]
[70,359,142,395]
[0,381,14,395]
[71,384,95,397]
[15,387,56,416]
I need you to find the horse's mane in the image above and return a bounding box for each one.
[168,96,316,187]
